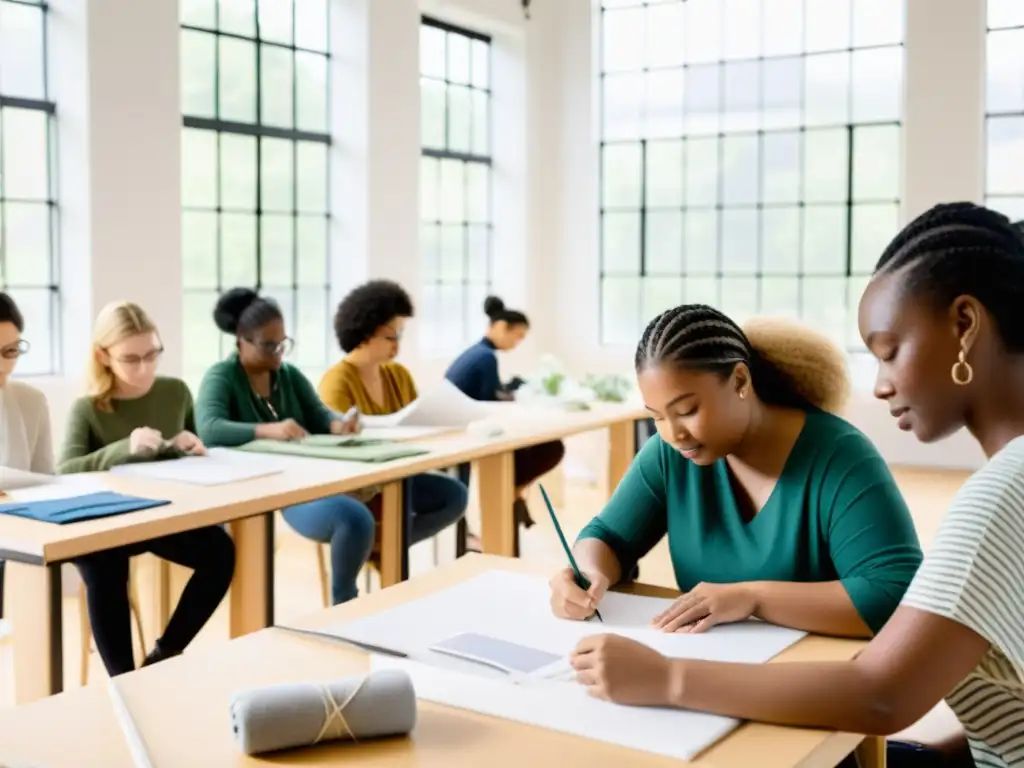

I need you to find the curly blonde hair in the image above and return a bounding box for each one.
[635,305,850,414]
[741,317,851,414]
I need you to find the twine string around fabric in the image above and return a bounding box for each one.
[312,674,371,745]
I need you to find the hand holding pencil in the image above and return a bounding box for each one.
[549,567,609,622]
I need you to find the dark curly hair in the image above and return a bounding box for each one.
[0,292,24,332]
[213,287,283,338]
[333,280,414,352]
[874,203,1024,352]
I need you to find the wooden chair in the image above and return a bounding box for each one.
[77,567,147,686]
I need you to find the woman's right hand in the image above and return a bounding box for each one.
[258,419,307,442]
[129,427,165,456]
[549,567,609,621]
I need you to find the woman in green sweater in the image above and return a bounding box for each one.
[550,305,922,639]
[194,288,375,605]
[60,301,235,677]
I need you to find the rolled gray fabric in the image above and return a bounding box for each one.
[229,669,417,755]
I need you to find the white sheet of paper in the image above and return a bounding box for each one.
[327,570,807,760]
[5,474,109,502]
[108,449,282,486]
[370,654,738,762]
[359,380,491,429]
[0,467,55,492]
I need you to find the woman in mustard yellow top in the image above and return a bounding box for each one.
[319,280,468,545]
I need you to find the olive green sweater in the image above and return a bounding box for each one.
[58,377,195,474]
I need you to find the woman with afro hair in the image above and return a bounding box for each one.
[319,280,469,548]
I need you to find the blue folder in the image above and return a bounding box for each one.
[0,492,171,525]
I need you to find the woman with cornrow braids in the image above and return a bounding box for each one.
[550,303,922,641]
[556,202,1024,768]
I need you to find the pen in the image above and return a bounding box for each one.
[538,484,602,622]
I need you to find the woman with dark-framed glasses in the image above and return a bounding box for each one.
[0,292,53,476]
[0,291,55,622]
[195,287,376,605]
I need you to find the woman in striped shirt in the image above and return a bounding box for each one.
[567,203,1024,768]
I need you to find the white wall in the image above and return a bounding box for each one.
[16,0,995,469]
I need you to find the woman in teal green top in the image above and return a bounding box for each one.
[194,288,375,605]
[551,305,922,638]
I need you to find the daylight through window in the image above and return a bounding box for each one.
[180,0,331,380]
[598,0,904,350]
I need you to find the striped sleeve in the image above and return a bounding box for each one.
[901,444,1024,659]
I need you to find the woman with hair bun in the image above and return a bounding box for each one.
[446,295,565,534]
[194,287,376,605]
[550,304,922,642]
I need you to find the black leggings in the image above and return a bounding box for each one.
[75,526,235,677]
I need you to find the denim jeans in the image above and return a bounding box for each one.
[282,494,376,605]
[408,472,468,545]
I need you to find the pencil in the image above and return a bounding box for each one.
[538,484,603,622]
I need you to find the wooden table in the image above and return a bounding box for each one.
[0,555,883,768]
[1,404,643,703]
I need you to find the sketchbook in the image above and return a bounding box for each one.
[326,570,807,760]
[109,449,283,486]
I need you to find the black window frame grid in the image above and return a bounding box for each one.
[419,15,494,352]
[180,0,332,377]
[984,10,1024,222]
[597,0,904,352]
[0,0,60,375]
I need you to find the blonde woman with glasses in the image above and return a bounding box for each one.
[59,301,235,676]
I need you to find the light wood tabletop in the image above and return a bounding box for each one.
[1,403,644,704]
[0,555,882,768]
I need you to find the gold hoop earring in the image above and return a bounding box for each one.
[951,347,973,386]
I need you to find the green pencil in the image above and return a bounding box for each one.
[539,483,603,622]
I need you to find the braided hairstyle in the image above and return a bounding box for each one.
[873,203,1024,352]
[635,304,850,414]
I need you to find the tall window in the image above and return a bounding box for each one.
[598,0,904,349]
[419,17,492,356]
[985,0,1024,223]
[0,0,57,375]
[180,0,331,382]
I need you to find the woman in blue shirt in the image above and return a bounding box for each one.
[446,296,564,532]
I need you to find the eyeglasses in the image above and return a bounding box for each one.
[112,347,164,367]
[247,336,294,357]
[0,339,30,360]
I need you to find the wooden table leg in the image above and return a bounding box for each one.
[228,514,273,639]
[138,555,170,652]
[855,735,886,768]
[607,419,636,496]
[475,451,517,557]
[379,482,405,588]
[8,562,62,703]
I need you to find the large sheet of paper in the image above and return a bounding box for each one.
[327,570,807,760]
[359,380,491,429]
[108,448,283,486]
[0,467,55,492]
[5,474,108,502]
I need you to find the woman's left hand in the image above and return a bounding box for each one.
[570,634,676,706]
[651,582,758,633]
[170,430,206,456]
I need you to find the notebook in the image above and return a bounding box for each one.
[0,491,171,525]
[236,439,429,463]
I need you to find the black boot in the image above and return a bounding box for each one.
[513,498,535,529]
[142,640,181,668]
